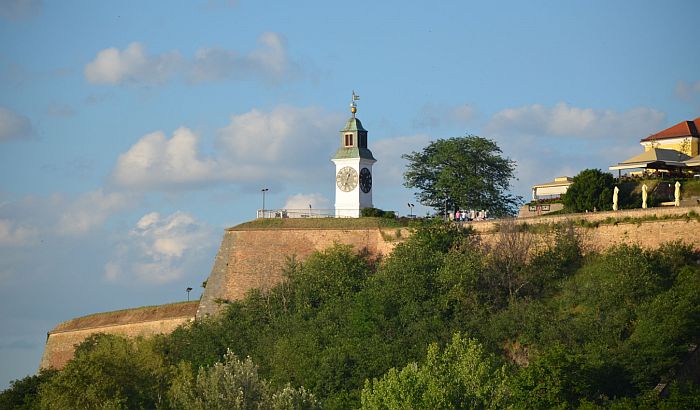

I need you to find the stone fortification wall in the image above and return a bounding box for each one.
[474,205,700,233]
[196,226,405,318]
[472,205,700,252]
[197,208,700,318]
[40,301,198,370]
[42,207,700,370]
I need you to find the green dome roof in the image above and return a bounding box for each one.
[340,116,367,132]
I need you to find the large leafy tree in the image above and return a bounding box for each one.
[402,136,520,216]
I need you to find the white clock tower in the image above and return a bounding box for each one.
[332,91,376,218]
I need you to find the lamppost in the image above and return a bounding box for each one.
[308,204,312,217]
[261,188,269,218]
[444,193,449,222]
[186,287,192,301]
[407,203,414,218]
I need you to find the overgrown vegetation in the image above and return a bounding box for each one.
[3,222,700,409]
[562,169,614,212]
[360,207,397,218]
[513,210,700,233]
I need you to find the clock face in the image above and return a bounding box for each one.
[359,167,372,193]
[336,166,358,192]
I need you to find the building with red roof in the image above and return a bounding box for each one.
[639,117,700,156]
[610,116,700,174]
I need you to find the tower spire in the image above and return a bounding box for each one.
[350,90,359,118]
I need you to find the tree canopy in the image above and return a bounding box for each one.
[562,168,614,212]
[402,136,520,216]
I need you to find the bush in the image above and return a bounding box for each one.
[360,208,396,218]
[562,169,614,212]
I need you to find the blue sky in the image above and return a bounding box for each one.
[1,0,699,388]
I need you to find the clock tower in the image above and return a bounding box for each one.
[332,91,376,218]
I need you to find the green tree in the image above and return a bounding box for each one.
[562,169,614,212]
[508,344,593,409]
[361,333,509,409]
[38,334,168,409]
[168,349,320,410]
[0,369,57,410]
[402,136,520,216]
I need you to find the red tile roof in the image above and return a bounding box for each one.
[640,117,700,142]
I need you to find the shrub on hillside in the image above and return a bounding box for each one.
[360,207,396,218]
[562,169,614,212]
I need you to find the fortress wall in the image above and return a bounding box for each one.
[40,302,198,370]
[196,209,700,318]
[475,217,700,253]
[42,208,700,370]
[196,227,405,318]
[467,205,700,233]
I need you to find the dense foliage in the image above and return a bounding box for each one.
[562,169,615,212]
[360,208,396,218]
[402,136,520,216]
[3,222,700,409]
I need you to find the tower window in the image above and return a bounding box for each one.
[345,134,353,147]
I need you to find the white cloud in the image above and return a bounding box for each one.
[485,102,666,140]
[111,105,343,191]
[413,103,477,130]
[84,33,299,86]
[84,42,182,85]
[112,127,218,189]
[0,0,41,21]
[105,211,215,284]
[283,193,331,212]
[0,219,37,246]
[189,32,298,83]
[56,189,132,236]
[675,80,700,101]
[0,107,34,141]
[217,105,340,170]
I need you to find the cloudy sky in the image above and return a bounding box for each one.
[1,0,699,388]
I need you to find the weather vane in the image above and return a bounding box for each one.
[350,90,360,116]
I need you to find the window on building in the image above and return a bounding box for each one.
[345,133,353,146]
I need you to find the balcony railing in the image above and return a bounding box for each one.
[256,209,357,219]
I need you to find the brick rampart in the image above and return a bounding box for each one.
[40,301,198,370]
[470,205,700,233]
[196,227,405,318]
[42,207,700,370]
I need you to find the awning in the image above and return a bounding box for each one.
[609,148,690,171]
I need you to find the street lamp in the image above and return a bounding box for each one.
[186,287,192,301]
[308,204,312,217]
[407,203,414,218]
[444,193,449,222]
[261,188,269,218]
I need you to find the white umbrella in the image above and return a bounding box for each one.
[642,184,648,209]
[613,186,619,211]
[674,181,681,207]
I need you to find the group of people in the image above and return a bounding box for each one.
[453,209,488,222]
